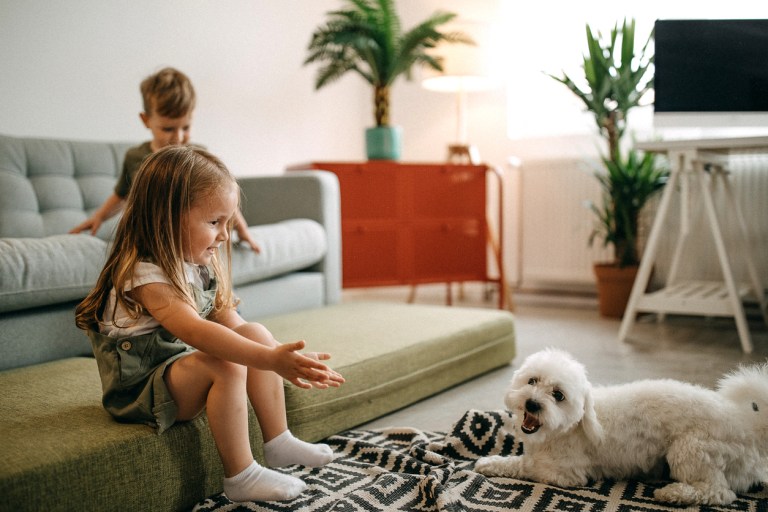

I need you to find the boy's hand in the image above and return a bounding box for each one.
[235,227,262,254]
[234,210,261,253]
[272,341,345,389]
[69,216,102,235]
[69,192,123,235]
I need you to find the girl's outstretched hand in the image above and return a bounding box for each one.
[272,340,345,389]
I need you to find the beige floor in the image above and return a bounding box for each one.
[341,283,768,432]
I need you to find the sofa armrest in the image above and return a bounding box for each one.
[237,171,341,305]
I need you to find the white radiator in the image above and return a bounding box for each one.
[513,157,613,290]
[510,154,768,292]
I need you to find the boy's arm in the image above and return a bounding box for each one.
[69,193,125,235]
[233,209,261,253]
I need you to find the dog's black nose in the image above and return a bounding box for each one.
[525,399,541,413]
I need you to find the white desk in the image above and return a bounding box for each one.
[619,136,768,353]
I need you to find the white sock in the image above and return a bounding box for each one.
[264,430,334,468]
[223,460,307,502]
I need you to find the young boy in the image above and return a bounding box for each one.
[70,67,260,252]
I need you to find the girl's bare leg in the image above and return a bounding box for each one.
[234,323,334,468]
[232,322,289,439]
[164,351,306,501]
[165,351,252,476]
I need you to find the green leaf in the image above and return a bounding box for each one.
[304,0,471,125]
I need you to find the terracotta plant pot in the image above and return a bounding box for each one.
[593,262,638,318]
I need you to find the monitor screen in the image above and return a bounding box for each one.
[654,19,768,114]
[652,19,768,134]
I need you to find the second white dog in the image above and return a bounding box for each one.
[474,348,768,505]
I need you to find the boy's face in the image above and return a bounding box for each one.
[140,110,193,152]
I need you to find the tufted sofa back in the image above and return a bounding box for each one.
[0,133,133,240]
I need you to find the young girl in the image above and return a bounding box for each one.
[75,145,344,502]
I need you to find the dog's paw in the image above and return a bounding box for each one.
[475,456,504,475]
[475,455,522,478]
[655,482,736,506]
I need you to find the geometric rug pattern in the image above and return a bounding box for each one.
[192,409,768,512]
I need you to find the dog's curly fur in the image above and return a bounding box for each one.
[475,348,768,505]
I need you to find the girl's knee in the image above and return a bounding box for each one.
[233,322,277,347]
[194,352,247,383]
[215,358,248,382]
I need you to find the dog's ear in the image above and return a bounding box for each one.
[581,385,603,445]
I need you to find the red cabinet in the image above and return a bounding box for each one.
[290,161,507,308]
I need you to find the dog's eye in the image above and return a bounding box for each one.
[552,390,565,402]
[528,377,537,385]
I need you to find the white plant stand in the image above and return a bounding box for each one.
[618,136,768,353]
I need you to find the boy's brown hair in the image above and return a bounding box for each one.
[140,67,196,118]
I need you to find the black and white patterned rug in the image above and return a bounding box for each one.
[192,409,768,512]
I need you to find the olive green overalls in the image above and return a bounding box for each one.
[88,273,217,433]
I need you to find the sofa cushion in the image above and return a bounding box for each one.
[231,219,327,286]
[266,302,517,441]
[0,234,108,313]
[0,134,131,239]
[0,220,326,314]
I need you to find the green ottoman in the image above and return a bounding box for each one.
[264,301,517,441]
[1,301,515,512]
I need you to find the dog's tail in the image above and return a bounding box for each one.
[717,362,768,437]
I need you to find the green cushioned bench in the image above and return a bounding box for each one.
[1,302,515,512]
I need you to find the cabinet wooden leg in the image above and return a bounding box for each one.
[407,285,417,304]
[486,219,514,311]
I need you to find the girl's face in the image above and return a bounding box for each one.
[182,184,238,266]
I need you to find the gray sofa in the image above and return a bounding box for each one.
[0,133,342,509]
[0,133,341,372]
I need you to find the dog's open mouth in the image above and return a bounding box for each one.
[521,412,541,434]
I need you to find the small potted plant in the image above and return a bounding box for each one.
[550,18,668,317]
[304,0,471,160]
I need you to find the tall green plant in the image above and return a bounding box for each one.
[304,0,471,127]
[591,150,667,266]
[551,19,667,267]
[550,18,653,161]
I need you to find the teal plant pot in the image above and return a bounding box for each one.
[365,125,402,160]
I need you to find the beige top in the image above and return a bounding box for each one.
[100,261,204,338]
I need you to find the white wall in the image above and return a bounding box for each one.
[0,0,369,176]
[3,0,765,174]
[2,0,765,289]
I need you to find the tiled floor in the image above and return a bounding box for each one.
[342,283,768,432]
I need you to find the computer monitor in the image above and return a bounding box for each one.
[653,18,768,134]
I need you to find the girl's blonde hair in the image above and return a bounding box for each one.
[76,146,238,331]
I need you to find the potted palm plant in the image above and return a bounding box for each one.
[304,0,470,160]
[550,18,668,317]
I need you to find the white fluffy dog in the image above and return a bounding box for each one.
[475,348,768,505]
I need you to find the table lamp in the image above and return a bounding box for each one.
[421,20,498,164]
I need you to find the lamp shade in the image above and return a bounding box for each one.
[421,19,500,158]
[421,20,498,93]
[422,74,496,93]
